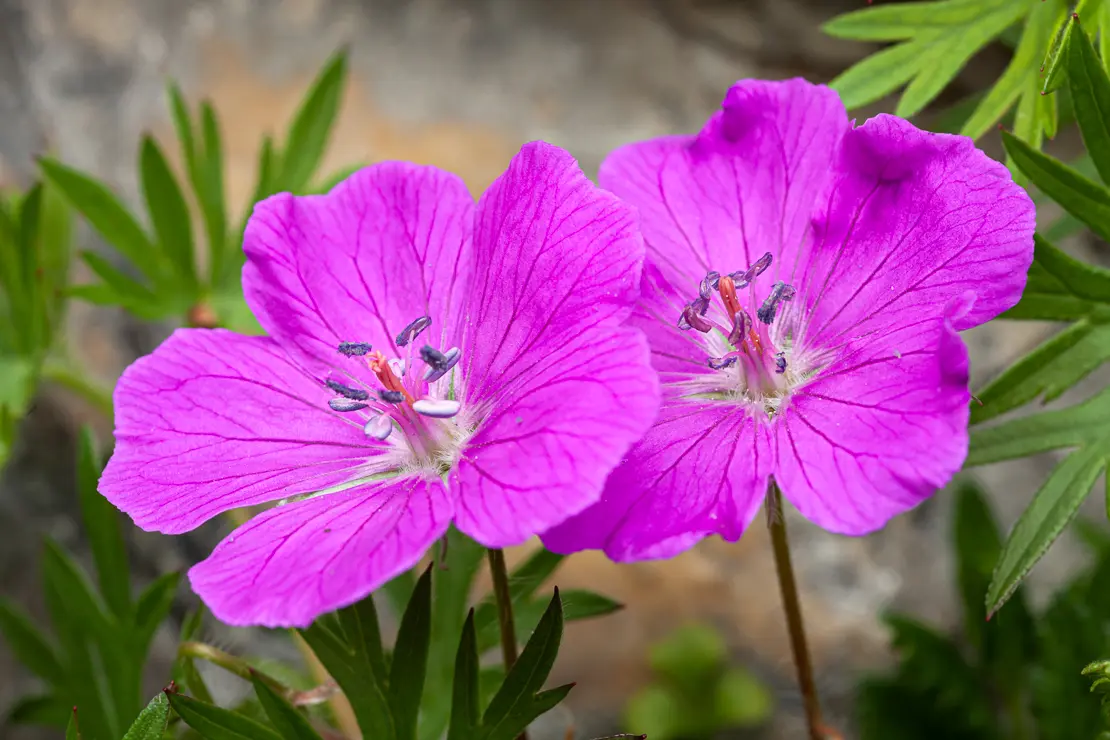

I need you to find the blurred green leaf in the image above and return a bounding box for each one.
[389,566,433,740]
[250,672,323,740]
[0,599,64,685]
[75,428,130,619]
[447,610,480,740]
[38,158,164,283]
[121,692,171,740]
[277,49,348,193]
[140,135,197,287]
[6,693,69,728]
[198,101,229,288]
[66,708,82,740]
[134,571,180,654]
[169,691,282,740]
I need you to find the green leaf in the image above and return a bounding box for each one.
[197,101,229,288]
[38,158,163,282]
[2,601,66,681]
[140,135,197,286]
[829,39,929,110]
[1067,13,1110,185]
[447,610,480,740]
[134,571,180,653]
[389,565,433,740]
[472,547,565,640]
[250,672,323,740]
[121,692,171,740]
[1002,130,1110,244]
[987,443,1108,615]
[1004,236,1110,321]
[822,0,997,41]
[6,694,69,728]
[66,708,82,740]
[168,691,283,740]
[561,589,623,622]
[1042,11,1077,95]
[312,163,365,194]
[481,589,572,740]
[277,50,348,193]
[335,595,388,682]
[74,428,130,618]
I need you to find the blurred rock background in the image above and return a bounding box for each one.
[0,0,1104,738]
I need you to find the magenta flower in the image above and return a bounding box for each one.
[99,142,659,626]
[543,79,1035,561]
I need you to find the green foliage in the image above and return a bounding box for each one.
[858,479,1110,740]
[623,623,772,740]
[961,15,1110,615]
[41,50,350,333]
[0,429,179,739]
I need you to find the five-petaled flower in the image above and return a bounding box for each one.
[543,79,1035,561]
[99,142,660,626]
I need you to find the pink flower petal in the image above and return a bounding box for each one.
[243,163,474,371]
[100,329,385,534]
[189,477,452,627]
[459,141,644,406]
[543,400,774,560]
[776,305,971,534]
[454,326,659,547]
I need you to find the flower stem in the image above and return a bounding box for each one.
[766,483,838,740]
[487,548,528,740]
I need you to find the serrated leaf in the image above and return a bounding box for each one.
[38,158,164,282]
[250,672,323,740]
[481,589,571,740]
[140,135,197,287]
[390,565,433,740]
[278,50,348,193]
[987,444,1108,615]
[447,610,480,740]
[122,692,171,740]
[168,691,283,740]
[1002,130,1110,244]
[74,428,130,618]
[1067,16,1110,184]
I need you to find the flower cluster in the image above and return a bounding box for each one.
[100,79,1034,626]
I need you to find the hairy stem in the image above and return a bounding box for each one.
[766,483,837,740]
[487,548,527,740]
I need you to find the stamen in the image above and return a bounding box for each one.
[364,414,393,440]
[678,301,712,332]
[727,310,751,347]
[337,342,372,357]
[395,316,432,347]
[423,347,461,382]
[325,379,370,401]
[730,252,773,289]
[700,271,719,299]
[388,358,406,377]
[413,399,461,418]
[756,281,796,325]
[708,356,738,370]
[369,351,415,404]
[329,398,368,412]
[775,352,787,374]
[379,390,405,404]
[420,345,449,368]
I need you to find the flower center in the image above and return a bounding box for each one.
[674,252,804,417]
[327,315,472,476]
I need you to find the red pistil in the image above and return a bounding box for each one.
[369,351,415,405]
[719,275,764,354]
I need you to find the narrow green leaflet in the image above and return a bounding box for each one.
[250,672,323,740]
[276,49,348,193]
[825,0,1030,116]
[447,611,481,740]
[6,694,69,728]
[389,566,433,740]
[198,101,229,289]
[168,691,283,740]
[1042,10,1078,95]
[0,599,65,684]
[140,135,197,288]
[75,428,130,619]
[1067,18,1110,184]
[66,708,82,740]
[121,692,171,740]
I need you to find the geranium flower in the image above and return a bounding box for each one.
[99,142,659,626]
[543,79,1035,561]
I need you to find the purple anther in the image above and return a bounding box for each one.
[395,316,432,347]
[388,358,406,377]
[730,252,774,289]
[326,379,370,401]
[420,345,449,369]
[757,281,796,325]
[379,390,405,404]
[337,342,372,356]
[708,356,738,370]
[691,295,709,315]
[775,352,787,374]
[727,310,751,347]
[423,347,461,382]
[329,398,369,412]
[364,414,393,441]
[679,303,713,333]
[699,271,720,299]
[412,399,461,418]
